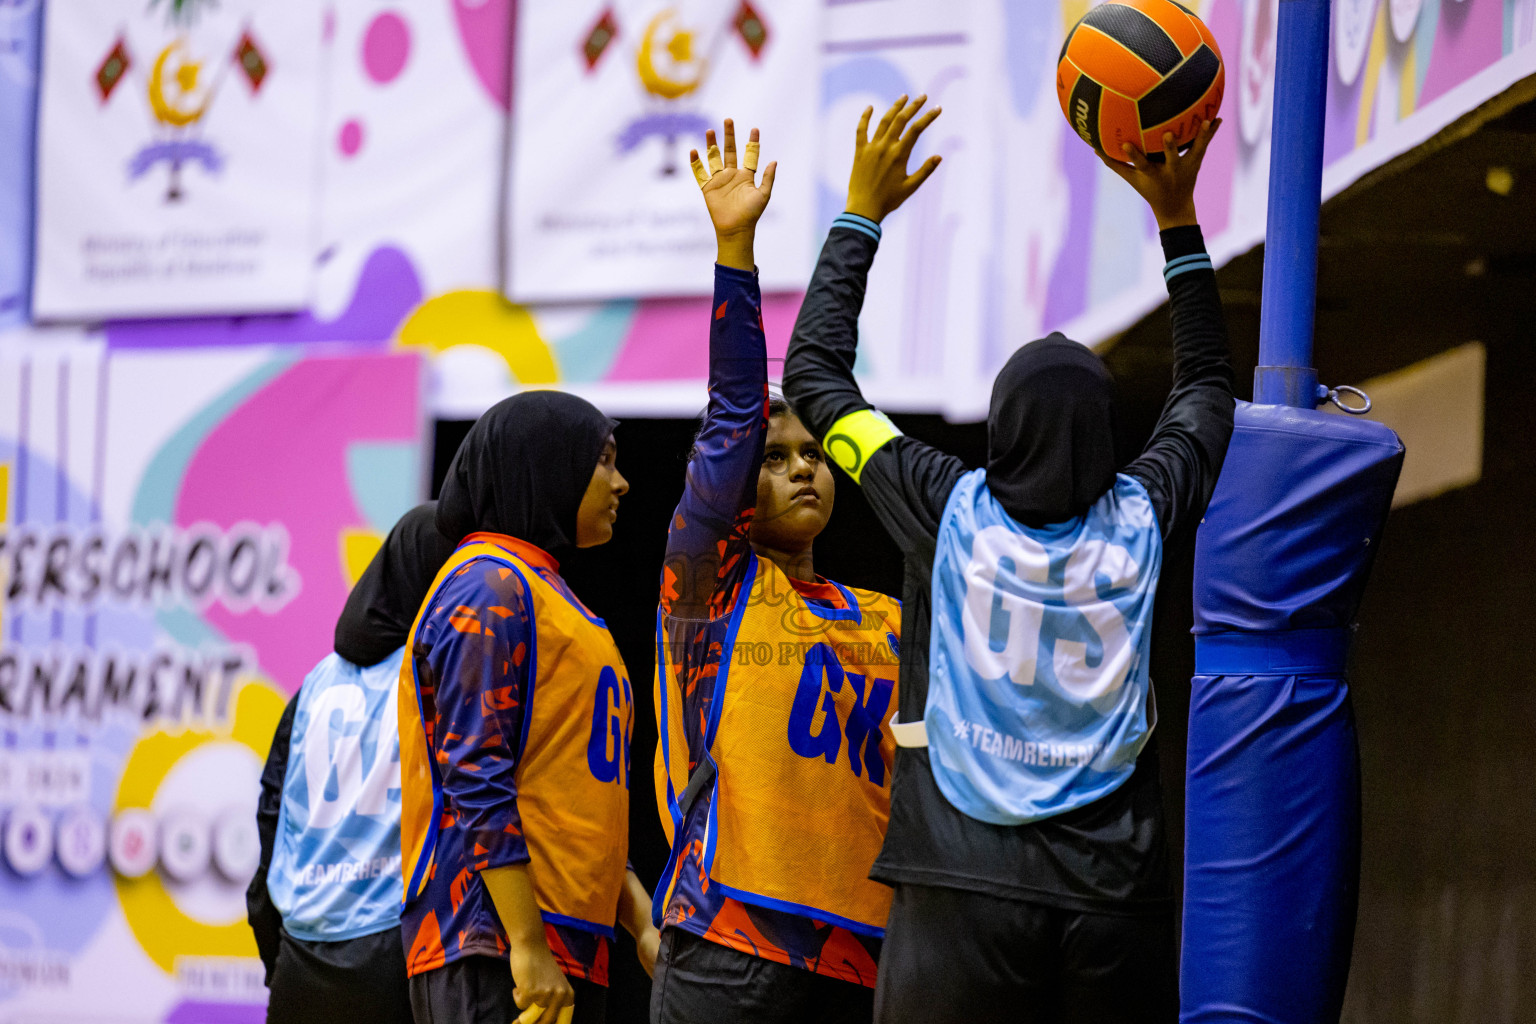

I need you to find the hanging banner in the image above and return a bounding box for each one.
[30,0,324,321]
[0,0,41,328]
[504,0,821,302]
[63,0,1536,418]
[0,341,424,1022]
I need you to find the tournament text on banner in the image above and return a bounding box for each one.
[0,343,424,1021]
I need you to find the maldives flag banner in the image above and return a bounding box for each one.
[504,0,821,303]
[31,0,324,321]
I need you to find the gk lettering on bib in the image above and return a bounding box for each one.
[927,470,1162,825]
[655,553,901,935]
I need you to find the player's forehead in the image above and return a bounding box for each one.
[765,411,817,448]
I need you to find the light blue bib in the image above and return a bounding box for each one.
[926,471,1162,825]
[268,649,405,941]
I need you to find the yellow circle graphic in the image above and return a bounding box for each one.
[113,680,286,973]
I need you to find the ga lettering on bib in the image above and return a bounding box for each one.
[399,537,632,936]
[270,649,405,941]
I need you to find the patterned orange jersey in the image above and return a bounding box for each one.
[399,534,632,982]
[652,263,900,988]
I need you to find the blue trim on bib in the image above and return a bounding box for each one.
[540,910,616,940]
[478,554,540,763]
[711,881,887,938]
[701,773,721,880]
[655,609,682,832]
[532,564,607,627]
[407,549,541,901]
[405,640,443,904]
[799,579,863,622]
[703,553,758,750]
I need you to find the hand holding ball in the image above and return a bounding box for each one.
[1057,0,1224,162]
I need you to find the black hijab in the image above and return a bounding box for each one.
[435,391,617,552]
[334,502,456,666]
[986,333,1119,527]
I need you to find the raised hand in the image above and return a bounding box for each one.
[1098,118,1221,230]
[845,94,943,224]
[691,119,777,271]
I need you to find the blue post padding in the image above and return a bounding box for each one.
[1183,666,1360,1023]
[1255,0,1332,406]
[1193,403,1403,633]
[1182,402,1403,1023]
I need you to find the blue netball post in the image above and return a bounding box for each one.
[1180,2,1405,1021]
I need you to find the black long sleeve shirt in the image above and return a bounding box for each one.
[247,691,298,980]
[784,221,1234,911]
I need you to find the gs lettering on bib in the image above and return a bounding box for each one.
[928,470,1163,825]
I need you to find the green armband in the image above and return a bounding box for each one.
[823,409,902,484]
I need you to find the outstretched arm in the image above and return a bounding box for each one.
[661,120,777,624]
[784,96,967,550]
[784,95,941,442]
[1108,120,1237,539]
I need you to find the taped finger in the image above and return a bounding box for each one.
[744,140,759,172]
[690,151,710,188]
[707,143,724,174]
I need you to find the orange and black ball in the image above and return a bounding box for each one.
[1057,0,1225,162]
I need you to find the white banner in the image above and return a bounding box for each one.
[505,0,820,302]
[31,0,324,321]
[0,337,425,1022]
[18,0,1535,418]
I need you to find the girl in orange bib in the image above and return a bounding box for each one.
[399,394,660,1024]
[650,121,902,1024]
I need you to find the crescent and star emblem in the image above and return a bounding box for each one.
[636,8,705,100]
[148,39,209,127]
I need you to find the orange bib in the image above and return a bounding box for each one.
[401,536,632,934]
[656,553,900,934]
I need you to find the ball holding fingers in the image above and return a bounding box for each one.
[1057,0,1223,162]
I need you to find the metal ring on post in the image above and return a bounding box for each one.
[1325,385,1372,415]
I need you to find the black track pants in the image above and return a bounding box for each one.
[650,927,874,1024]
[267,928,413,1024]
[408,955,607,1024]
[873,883,1176,1024]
